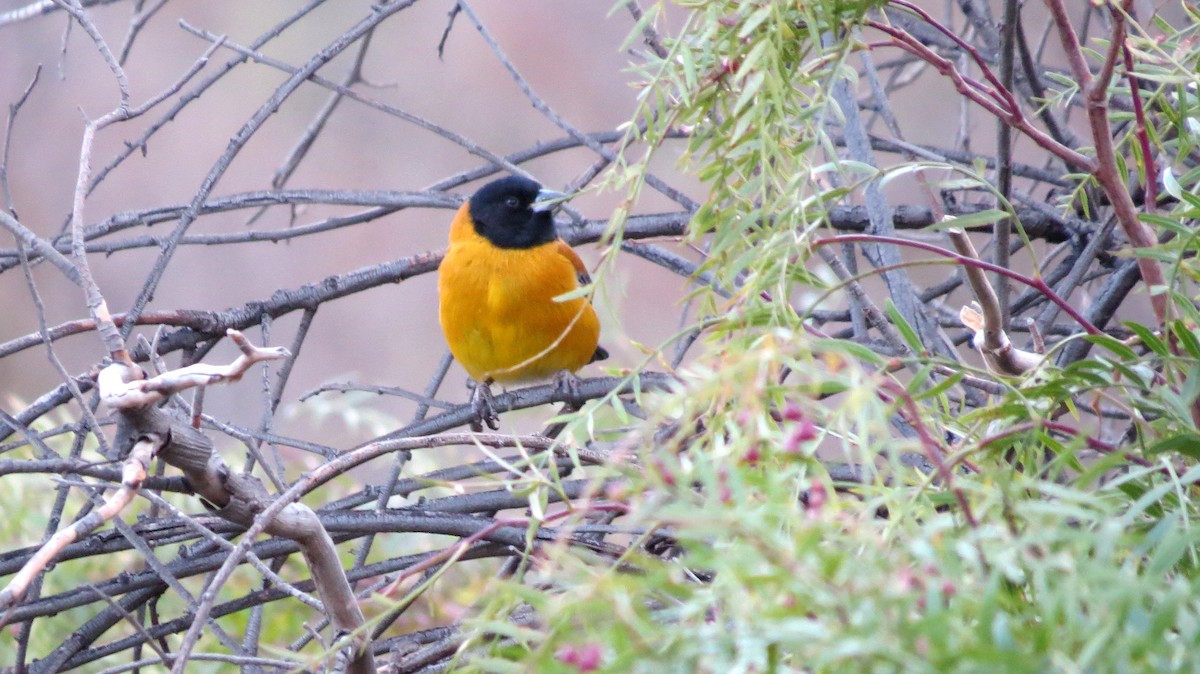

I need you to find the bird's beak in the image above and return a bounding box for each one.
[532,188,570,213]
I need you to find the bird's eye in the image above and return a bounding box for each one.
[504,196,520,208]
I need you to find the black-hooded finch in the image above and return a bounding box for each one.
[438,175,608,429]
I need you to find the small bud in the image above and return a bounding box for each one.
[784,419,818,453]
[555,643,603,671]
[743,444,761,465]
[555,645,578,666]
[781,401,805,422]
[804,482,826,518]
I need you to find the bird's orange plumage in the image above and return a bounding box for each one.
[438,201,602,383]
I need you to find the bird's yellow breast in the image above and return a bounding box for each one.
[438,209,601,383]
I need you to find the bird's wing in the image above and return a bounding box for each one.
[555,239,593,287]
[555,238,608,363]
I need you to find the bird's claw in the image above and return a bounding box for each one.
[469,379,500,431]
[553,369,587,410]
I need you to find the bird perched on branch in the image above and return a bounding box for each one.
[438,175,608,429]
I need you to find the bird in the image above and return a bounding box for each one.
[438,175,608,429]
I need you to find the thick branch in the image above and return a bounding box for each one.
[1044,0,1166,325]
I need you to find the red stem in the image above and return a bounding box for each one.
[880,380,979,529]
[814,234,1103,335]
[865,20,1094,171]
[888,0,1020,114]
[1043,0,1166,324]
[1123,42,1157,214]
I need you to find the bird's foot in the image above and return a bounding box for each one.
[468,378,499,432]
[552,369,588,410]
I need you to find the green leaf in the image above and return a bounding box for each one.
[1162,165,1183,200]
[937,177,990,191]
[914,370,966,402]
[809,337,885,365]
[1145,524,1195,577]
[884,299,924,354]
[1085,333,1137,360]
[1123,321,1168,356]
[1146,432,1200,458]
[1138,213,1191,236]
[934,209,1010,230]
[1173,320,1200,360]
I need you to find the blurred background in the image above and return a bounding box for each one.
[0,0,701,452]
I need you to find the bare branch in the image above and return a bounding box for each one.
[100,329,289,410]
[0,436,159,620]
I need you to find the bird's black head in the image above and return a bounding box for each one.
[467,176,560,249]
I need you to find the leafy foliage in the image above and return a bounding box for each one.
[3,0,1200,670]
[461,2,1200,672]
